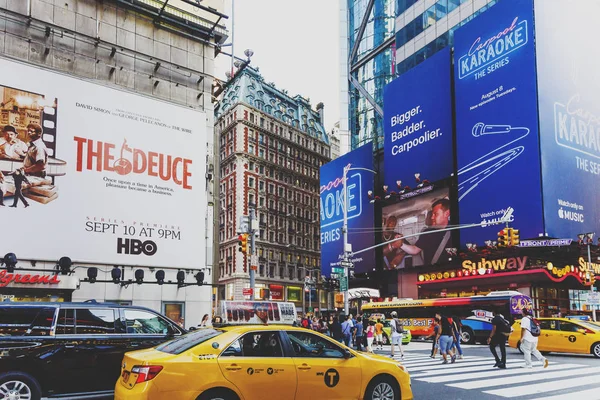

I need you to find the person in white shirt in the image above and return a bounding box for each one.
[519,308,549,369]
[0,125,28,159]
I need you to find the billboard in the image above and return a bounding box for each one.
[382,187,451,268]
[454,0,543,245]
[383,47,454,189]
[0,58,206,268]
[535,0,600,238]
[320,144,375,277]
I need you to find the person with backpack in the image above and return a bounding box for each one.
[389,311,405,359]
[520,308,549,369]
[488,309,510,369]
[436,313,456,364]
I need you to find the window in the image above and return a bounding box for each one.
[222,331,283,357]
[286,331,345,358]
[75,308,116,334]
[0,306,56,336]
[538,320,557,330]
[163,303,184,325]
[249,144,255,154]
[124,309,171,334]
[56,308,75,335]
[157,329,223,355]
[249,177,255,188]
[559,321,584,333]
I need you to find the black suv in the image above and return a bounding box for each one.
[0,301,184,399]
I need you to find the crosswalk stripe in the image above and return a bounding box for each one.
[400,357,486,367]
[409,359,542,378]
[535,386,600,400]
[449,365,600,389]
[484,374,600,397]
[418,363,582,383]
[407,358,519,372]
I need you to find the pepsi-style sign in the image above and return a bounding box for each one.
[320,144,375,277]
[383,47,454,189]
[454,0,544,246]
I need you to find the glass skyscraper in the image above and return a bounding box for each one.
[345,0,499,151]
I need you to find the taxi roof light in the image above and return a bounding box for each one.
[132,365,163,383]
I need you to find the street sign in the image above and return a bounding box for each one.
[332,267,344,274]
[340,276,348,292]
[242,288,253,296]
[239,215,250,233]
[340,260,353,268]
[518,239,573,247]
[250,255,258,268]
[587,292,600,305]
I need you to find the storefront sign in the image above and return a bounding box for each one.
[579,257,600,275]
[269,285,283,300]
[242,288,253,296]
[0,271,60,287]
[462,256,528,273]
[287,287,301,302]
[518,239,573,247]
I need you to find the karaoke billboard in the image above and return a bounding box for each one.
[0,57,206,268]
[535,0,600,238]
[454,0,544,245]
[383,47,454,189]
[320,143,375,277]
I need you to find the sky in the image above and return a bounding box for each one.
[215,0,341,132]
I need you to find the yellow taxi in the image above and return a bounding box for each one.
[115,301,413,400]
[508,317,600,358]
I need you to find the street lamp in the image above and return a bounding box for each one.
[579,232,597,321]
[342,165,376,316]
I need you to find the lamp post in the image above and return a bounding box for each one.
[580,233,597,322]
[342,165,376,316]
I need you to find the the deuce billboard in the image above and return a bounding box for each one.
[320,144,375,277]
[384,47,453,188]
[454,0,544,245]
[0,57,206,268]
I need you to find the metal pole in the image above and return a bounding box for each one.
[249,207,255,300]
[588,241,596,322]
[309,272,312,314]
[302,272,306,316]
[230,0,234,77]
[343,166,349,316]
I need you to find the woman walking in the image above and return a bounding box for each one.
[366,320,375,353]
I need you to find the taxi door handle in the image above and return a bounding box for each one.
[298,364,311,371]
[225,364,242,371]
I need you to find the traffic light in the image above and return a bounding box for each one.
[195,271,205,286]
[498,229,509,247]
[238,234,249,254]
[510,229,520,246]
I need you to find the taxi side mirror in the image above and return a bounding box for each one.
[343,349,351,359]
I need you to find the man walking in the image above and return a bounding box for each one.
[355,317,364,351]
[375,319,384,350]
[341,315,353,347]
[520,308,548,369]
[389,311,404,360]
[488,309,508,369]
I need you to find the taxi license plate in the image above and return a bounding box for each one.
[122,371,130,382]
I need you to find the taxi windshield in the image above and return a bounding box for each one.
[156,328,223,355]
[576,321,600,331]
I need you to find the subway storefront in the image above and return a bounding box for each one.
[416,255,600,318]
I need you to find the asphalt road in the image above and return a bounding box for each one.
[376,340,600,400]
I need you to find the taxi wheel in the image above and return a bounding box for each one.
[365,376,400,400]
[0,372,42,400]
[197,388,239,400]
[591,342,600,358]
